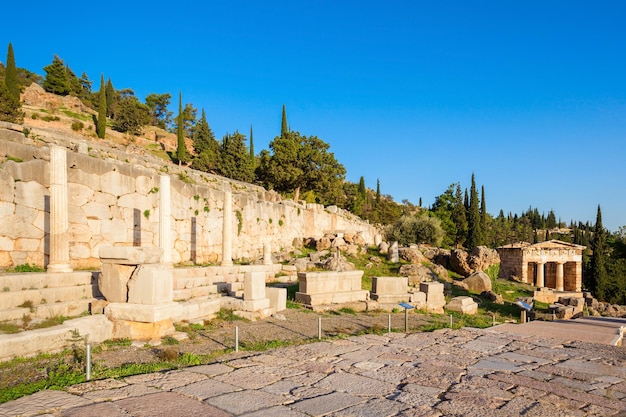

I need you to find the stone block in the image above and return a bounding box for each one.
[445,296,479,315]
[105,302,182,323]
[112,318,175,340]
[266,287,287,312]
[98,263,135,302]
[420,281,444,295]
[175,297,221,322]
[127,264,173,305]
[99,246,163,265]
[244,271,266,301]
[409,291,427,303]
[372,276,408,295]
[242,298,271,311]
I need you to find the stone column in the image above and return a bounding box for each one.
[575,261,582,292]
[221,190,233,266]
[47,146,73,273]
[556,262,564,291]
[536,262,544,288]
[159,175,172,264]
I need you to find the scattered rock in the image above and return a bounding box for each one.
[481,290,504,304]
[398,246,427,264]
[463,271,492,293]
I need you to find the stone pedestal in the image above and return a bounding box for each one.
[99,247,176,340]
[420,281,445,313]
[371,276,409,304]
[295,271,368,306]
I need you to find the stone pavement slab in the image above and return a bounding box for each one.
[0,390,91,417]
[3,325,626,416]
[114,391,232,417]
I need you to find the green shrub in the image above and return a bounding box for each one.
[71,120,84,131]
[385,214,444,246]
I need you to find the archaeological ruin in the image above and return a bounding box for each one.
[496,240,585,292]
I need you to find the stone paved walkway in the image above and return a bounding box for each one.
[1,327,625,416]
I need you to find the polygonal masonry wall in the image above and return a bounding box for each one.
[0,133,378,270]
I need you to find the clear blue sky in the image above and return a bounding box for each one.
[3,1,625,231]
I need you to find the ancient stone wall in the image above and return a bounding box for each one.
[0,128,379,270]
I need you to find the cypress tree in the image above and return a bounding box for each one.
[249,125,255,166]
[176,92,186,164]
[466,173,481,248]
[590,205,608,300]
[375,179,381,205]
[96,74,106,138]
[480,185,487,244]
[5,43,19,101]
[281,104,288,137]
[105,78,116,118]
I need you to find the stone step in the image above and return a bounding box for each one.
[32,299,94,319]
[174,277,217,290]
[0,300,95,322]
[0,284,99,310]
[176,296,221,322]
[0,272,95,291]
[173,285,218,301]
[0,315,113,361]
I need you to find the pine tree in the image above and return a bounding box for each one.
[191,109,220,172]
[281,104,288,137]
[176,92,186,164]
[452,184,468,247]
[5,43,19,101]
[43,55,70,95]
[466,173,481,249]
[219,131,254,182]
[96,75,106,139]
[590,205,608,300]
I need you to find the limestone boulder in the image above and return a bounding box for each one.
[433,248,451,269]
[378,241,389,255]
[316,236,332,251]
[481,290,504,304]
[462,271,492,293]
[469,246,500,272]
[398,246,427,264]
[399,264,439,286]
[450,249,472,276]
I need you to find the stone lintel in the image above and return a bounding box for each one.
[99,247,163,265]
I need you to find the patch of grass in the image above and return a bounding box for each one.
[17,300,34,312]
[178,172,195,184]
[215,309,247,322]
[162,336,179,345]
[8,264,44,273]
[61,109,90,121]
[29,316,67,330]
[286,299,301,309]
[6,155,23,163]
[41,115,60,122]
[345,247,402,290]
[0,321,21,334]
[338,307,357,315]
[240,339,294,352]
